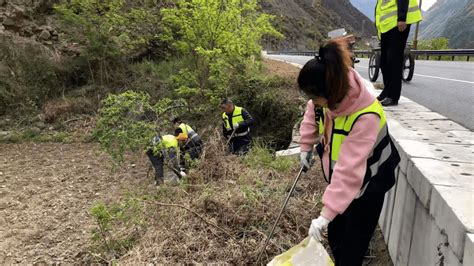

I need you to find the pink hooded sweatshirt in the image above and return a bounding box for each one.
[299,68,380,221]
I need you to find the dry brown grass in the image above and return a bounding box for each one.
[88,131,327,264]
[43,97,95,123]
[263,59,300,81]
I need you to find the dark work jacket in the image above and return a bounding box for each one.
[397,0,410,21]
[222,107,255,139]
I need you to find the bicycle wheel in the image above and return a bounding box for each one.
[402,53,415,82]
[369,53,380,82]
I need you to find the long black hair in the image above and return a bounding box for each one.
[297,38,353,109]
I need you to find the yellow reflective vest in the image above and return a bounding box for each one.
[222,106,249,137]
[375,0,422,38]
[177,123,198,141]
[160,134,178,149]
[151,134,178,157]
[318,100,398,195]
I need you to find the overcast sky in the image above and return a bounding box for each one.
[421,0,437,11]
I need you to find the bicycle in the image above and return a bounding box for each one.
[368,36,415,82]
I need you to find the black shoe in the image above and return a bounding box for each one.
[377,95,386,101]
[381,98,398,106]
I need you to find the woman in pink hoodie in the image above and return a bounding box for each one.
[298,39,400,265]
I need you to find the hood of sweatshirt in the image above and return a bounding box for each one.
[327,68,376,118]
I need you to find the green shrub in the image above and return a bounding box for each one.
[90,197,144,258]
[94,91,188,165]
[244,144,294,172]
[160,0,282,108]
[128,60,187,99]
[0,38,63,113]
[0,37,96,115]
[232,74,301,150]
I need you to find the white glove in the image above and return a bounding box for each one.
[300,150,313,171]
[308,216,330,242]
[233,122,240,129]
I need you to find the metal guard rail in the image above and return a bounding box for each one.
[266,49,474,61]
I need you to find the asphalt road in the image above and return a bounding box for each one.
[266,55,474,130]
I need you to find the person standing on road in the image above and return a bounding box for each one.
[221,99,255,155]
[298,39,400,265]
[376,0,422,106]
[146,134,184,186]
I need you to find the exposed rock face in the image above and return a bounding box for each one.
[0,1,59,45]
[261,0,376,50]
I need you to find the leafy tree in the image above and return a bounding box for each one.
[160,0,282,105]
[418,37,449,50]
[417,38,452,60]
[94,91,187,165]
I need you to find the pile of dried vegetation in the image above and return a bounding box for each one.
[80,130,325,264]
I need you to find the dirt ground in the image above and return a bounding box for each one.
[0,143,392,265]
[0,143,154,264]
[263,58,300,81]
[0,59,393,265]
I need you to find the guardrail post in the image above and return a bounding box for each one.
[468,56,470,62]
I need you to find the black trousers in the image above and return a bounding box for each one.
[146,149,164,181]
[146,148,180,181]
[379,25,411,102]
[184,138,203,160]
[328,190,385,266]
[229,136,251,155]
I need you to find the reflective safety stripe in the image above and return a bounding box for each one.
[320,100,395,197]
[177,123,199,145]
[354,130,392,199]
[234,130,249,137]
[406,4,422,24]
[369,141,392,177]
[376,0,422,38]
[222,106,245,130]
[329,100,386,163]
[380,10,397,22]
[179,123,197,138]
[380,5,420,22]
[368,125,388,157]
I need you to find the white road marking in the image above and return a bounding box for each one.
[354,64,474,85]
[271,56,474,85]
[413,74,474,85]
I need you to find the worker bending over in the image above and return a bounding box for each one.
[298,39,400,265]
